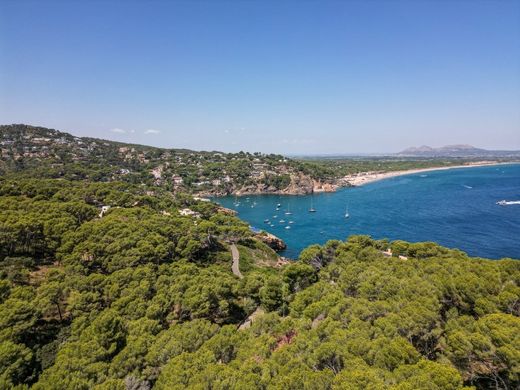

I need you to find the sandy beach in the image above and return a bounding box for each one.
[343,161,517,187]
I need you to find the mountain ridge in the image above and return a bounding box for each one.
[398,144,520,157]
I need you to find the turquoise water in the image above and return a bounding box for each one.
[215,164,520,260]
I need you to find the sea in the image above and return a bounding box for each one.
[214,163,520,260]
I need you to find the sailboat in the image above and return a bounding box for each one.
[309,197,316,213]
[285,202,292,215]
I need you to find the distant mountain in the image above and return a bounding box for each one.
[398,144,520,158]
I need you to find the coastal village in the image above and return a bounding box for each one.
[0,125,342,196]
[2,125,514,200]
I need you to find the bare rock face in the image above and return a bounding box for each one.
[200,172,344,196]
[217,206,237,216]
[312,180,338,193]
[281,173,314,195]
[255,231,287,251]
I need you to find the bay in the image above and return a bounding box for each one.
[215,164,520,259]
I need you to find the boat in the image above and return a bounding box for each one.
[289,221,294,224]
[309,197,316,212]
[285,202,292,215]
[285,226,291,229]
[273,215,278,218]
[277,203,281,207]
[345,205,350,219]
[497,200,520,205]
[264,219,270,223]
[279,219,285,223]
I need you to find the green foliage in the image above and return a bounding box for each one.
[0,341,33,388]
[261,174,291,190]
[0,173,518,388]
[5,124,507,200]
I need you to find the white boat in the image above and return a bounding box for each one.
[345,205,350,219]
[497,200,520,205]
[285,203,292,215]
[309,197,316,212]
[285,226,291,229]
[279,219,285,223]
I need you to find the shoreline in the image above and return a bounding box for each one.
[343,161,519,187]
[202,161,520,198]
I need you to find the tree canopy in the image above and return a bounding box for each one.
[0,177,518,389]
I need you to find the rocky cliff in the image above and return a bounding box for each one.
[200,172,342,197]
[255,231,287,251]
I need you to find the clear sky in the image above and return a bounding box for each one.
[1,0,519,154]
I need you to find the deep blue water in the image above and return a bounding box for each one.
[214,164,520,260]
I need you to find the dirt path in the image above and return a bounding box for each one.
[238,307,265,330]
[230,244,243,279]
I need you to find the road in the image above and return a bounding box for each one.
[230,244,243,279]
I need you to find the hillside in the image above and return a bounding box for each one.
[3,125,519,196]
[0,177,518,389]
[0,124,341,196]
[0,132,518,388]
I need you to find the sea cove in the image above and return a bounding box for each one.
[215,163,520,259]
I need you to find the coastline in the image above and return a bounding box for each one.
[343,161,519,187]
[200,161,520,197]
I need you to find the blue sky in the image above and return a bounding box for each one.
[1,0,519,154]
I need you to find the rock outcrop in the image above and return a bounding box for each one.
[280,172,314,195]
[312,180,338,193]
[216,206,238,216]
[197,172,345,197]
[255,231,287,251]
